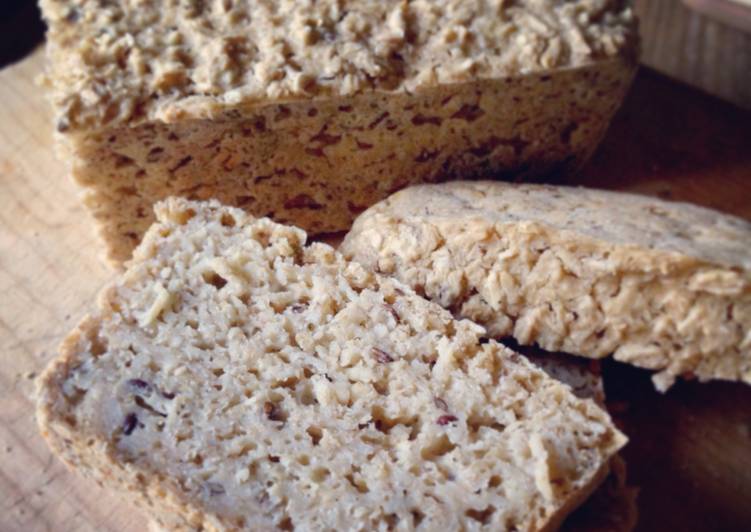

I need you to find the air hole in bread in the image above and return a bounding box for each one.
[273,376,298,390]
[89,332,108,357]
[466,505,496,525]
[421,435,456,460]
[307,426,322,445]
[467,414,506,434]
[65,387,87,407]
[299,384,317,406]
[310,467,329,482]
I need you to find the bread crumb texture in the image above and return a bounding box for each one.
[37,198,625,531]
[341,181,751,391]
[41,0,636,130]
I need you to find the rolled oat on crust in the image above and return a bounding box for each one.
[37,198,625,531]
[39,0,638,262]
[341,181,751,391]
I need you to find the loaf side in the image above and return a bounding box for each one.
[64,62,635,262]
[37,198,625,531]
[341,182,751,390]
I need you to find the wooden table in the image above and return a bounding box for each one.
[1,50,751,532]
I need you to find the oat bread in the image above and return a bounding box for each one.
[144,349,636,532]
[561,454,637,532]
[39,0,638,262]
[516,349,637,531]
[341,181,751,391]
[144,349,631,532]
[37,198,626,531]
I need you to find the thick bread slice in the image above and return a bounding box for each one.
[37,198,625,531]
[145,352,636,532]
[340,181,751,391]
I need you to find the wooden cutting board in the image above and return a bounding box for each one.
[1,50,750,532]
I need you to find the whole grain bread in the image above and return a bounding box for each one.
[39,0,638,262]
[146,348,637,532]
[341,181,751,391]
[37,198,625,531]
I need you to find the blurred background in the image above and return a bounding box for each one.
[2,0,750,109]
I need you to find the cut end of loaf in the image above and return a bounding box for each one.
[38,197,625,531]
[341,181,751,392]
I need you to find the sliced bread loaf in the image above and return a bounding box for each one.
[341,181,751,391]
[37,198,625,531]
[39,0,637,261]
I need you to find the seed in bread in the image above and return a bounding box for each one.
[37,198,625,531]
[341,181,751,391]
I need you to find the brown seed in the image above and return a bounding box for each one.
[127,378,151,393]
[122,413,139,435]
[204,482,225,496]
[434,397,448,411]
[384,304,400,322]
[372,348,394,363]
[268,455,280,463]
[437,415,458,426]
[160,390,176,400]
[263,401,277,420]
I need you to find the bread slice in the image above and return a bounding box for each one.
[146,350,637,532]
[514,349,637,531]
[145,347,635,532]
[341,181,751,391]
[37,198,625,531]
[39,0,637,262]
[146,351,635,532]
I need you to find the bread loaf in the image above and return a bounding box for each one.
[39,0,638,262]
[341,181,751,391]
[37,198,625,531]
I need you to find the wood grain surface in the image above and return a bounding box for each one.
[635,0,751,110]
[1,50,751,532]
